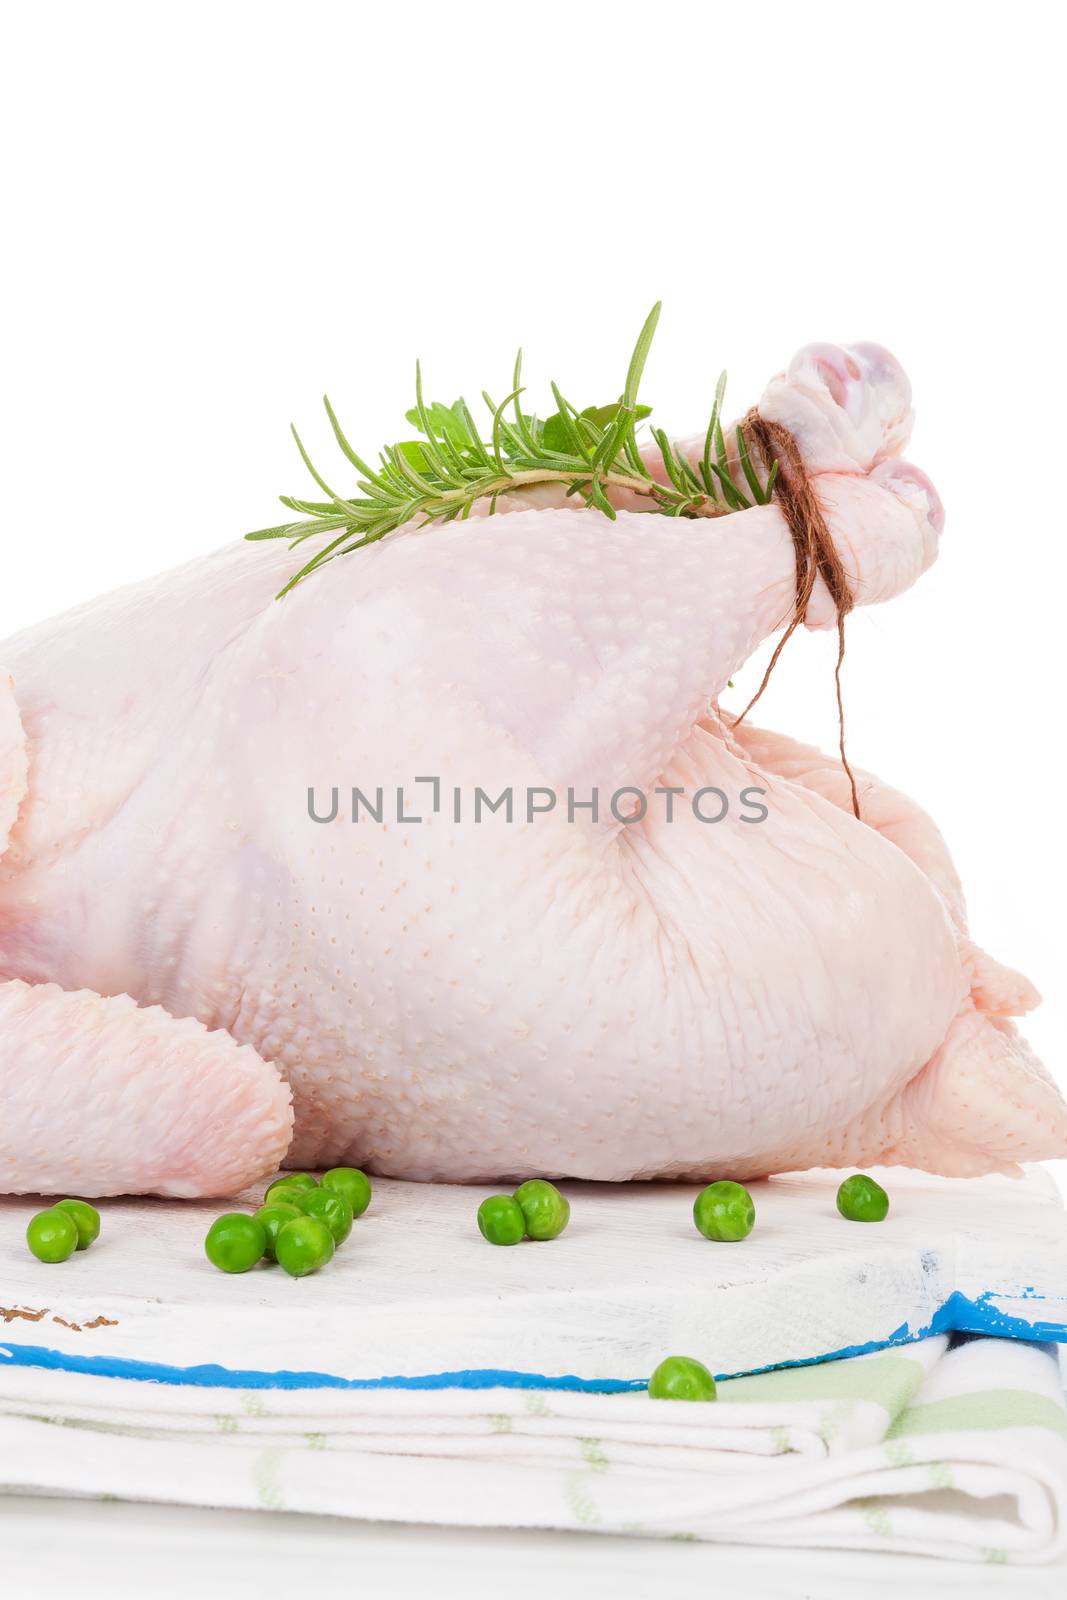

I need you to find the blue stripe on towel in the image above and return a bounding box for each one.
[1,1291,1063,1392]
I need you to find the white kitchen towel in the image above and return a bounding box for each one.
[2,1333,1065,1564]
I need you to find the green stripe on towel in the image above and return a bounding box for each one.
[719,1354,925,1410]
[888,1391,1067,1441]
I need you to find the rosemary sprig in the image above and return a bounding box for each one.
[247,304,778,597]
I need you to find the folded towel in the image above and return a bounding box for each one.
[2,1334,1065,1563]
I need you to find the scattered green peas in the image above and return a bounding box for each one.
[513,1179,570,1241]
[253,1201,302,1259]
[298,1186,353,1245]
[274,1215,335,1278]
[693,1180,755,1242]
[477,1194,526,1246]
[54,1198,101,1250]
[26,1208,80,1264]
[265,1173,318,1205]
[321,1167,372,1219]
[836,1173,889,1223]
[647,1355,717,1402]
[204,1213,267,1273]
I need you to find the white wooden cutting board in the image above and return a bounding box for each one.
[2,1167,1066,1393]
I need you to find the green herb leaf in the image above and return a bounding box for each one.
[398,440,431,472]
[541,399,650,453]
[403,399,474,453]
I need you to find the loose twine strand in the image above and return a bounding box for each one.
[731,408,861,819]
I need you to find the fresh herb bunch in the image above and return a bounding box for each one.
[248,303,778,596]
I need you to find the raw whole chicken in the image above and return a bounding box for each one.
[1,342,1064,1197]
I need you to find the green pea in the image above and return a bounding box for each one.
[54,1198,101,1250]
[477,1194,526,1246]
[297,1186,353,1244]
[647,1355,717,1402]
[836,1173,889,1223]
[262,1183,308,1213]
[253,1201,302,1259]
[321,1167,372,1219]
[513,1179,570,1241]
[265,1173,318,1204]
[275,1215,335,1278]
[693,1180,755,1242]
[204,1213,267,1273]
[26,1208,80,1264]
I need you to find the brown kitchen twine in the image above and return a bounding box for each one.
[731,407,861,819]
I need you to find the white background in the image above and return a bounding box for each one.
[1,1,1065,1591]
